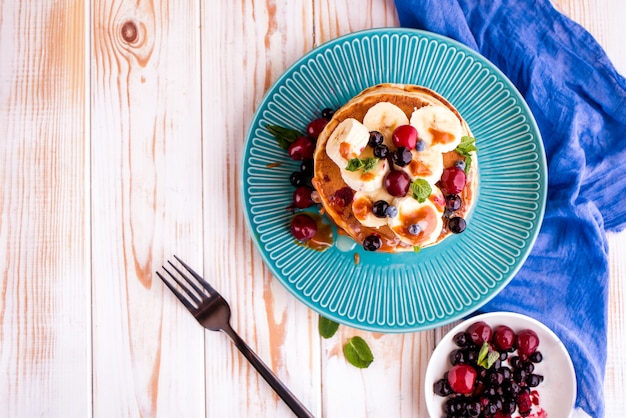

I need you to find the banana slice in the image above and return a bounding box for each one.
[410,105,463,153]
[351,189,395,228]
[340,151,389,193]
[388,196,444,247]
[362,102,409,147]
[326,118,370,168]
[397,148,444,185]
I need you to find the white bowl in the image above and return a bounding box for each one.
[424,312,576,418]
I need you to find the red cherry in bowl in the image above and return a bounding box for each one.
[392,125,418,149]
[467,321,492,346]
[493,325,516,351]
[516,329,540,357]
[447,364,477,395]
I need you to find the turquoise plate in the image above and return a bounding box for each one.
[241,28,547,332]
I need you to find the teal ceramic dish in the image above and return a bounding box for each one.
[241,28,547,332]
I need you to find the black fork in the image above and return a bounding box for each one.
[157,255,314,418]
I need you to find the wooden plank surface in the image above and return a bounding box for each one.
[0,1,91,417]
[90,0,205,417]
[0,0,624,417]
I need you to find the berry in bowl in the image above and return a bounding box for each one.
[424,312,576,418]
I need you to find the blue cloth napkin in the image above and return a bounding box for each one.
[394,0,626,416]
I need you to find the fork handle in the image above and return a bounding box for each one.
[221,325,315,418]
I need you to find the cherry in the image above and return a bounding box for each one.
[290,214,317,242]
[440,166,467,195]
[383,170,410,197]
[306,117,328,139]
[288,136,315,160]
[447,364,477,395]
[392,124,417,149]
[467,321,492,346]
[293,186,315,209]
[493,325,516,351]
[516,329,540,357]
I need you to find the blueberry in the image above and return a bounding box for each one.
[408,224,422,235]
[300,159,314,176]
[529,351,543,363]
[392,147,412,167]
[373,144,389,159]
[448,217,466,233]
[455,159,466,171]
[363,235,382,251]
[321,108,335,120]
[368,131,384,147]
[415,140,426,152]
[445,194,462,211]
[290,171,306,187]
[385,205,398,218]
[372,200,389,218]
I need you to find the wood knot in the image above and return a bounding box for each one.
[121,20,138,44]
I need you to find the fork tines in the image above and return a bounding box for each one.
[156,256,215,311]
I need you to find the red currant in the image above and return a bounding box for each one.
[383,170,410,197]
[306,117,328,139]
[392,125,418,149]
[290,214,317,242]
[440,166,467,195]
[288,136,315,160]
[447,364,477,395]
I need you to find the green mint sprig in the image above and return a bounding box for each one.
[477,342,500,369]
[343,336,374,369]
[455,136,478,175]
[346,157,379,173]
[410,179,432,203]
[266,125,303,150]
[318,316,340,339]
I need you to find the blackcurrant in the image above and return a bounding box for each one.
[363,235,382,251]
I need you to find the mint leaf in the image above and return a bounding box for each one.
[413,246,422,253]
[343,336,374,368]
[362,157,379,173]
[346,157,379,173]
[346,158,364,171]
[476,341,499,369]
[318,316,340,339]
[477,341,489,365]
[456,136,478,156]
[266,125,303,150]
[410,179,432,203]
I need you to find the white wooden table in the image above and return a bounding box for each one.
[1,0,624,417]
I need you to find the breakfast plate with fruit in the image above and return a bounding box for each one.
[241,28,547,332]
[425,312,576,418]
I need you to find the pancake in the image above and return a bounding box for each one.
[312,83,477,253]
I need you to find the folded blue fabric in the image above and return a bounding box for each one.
[394,0,626,416]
